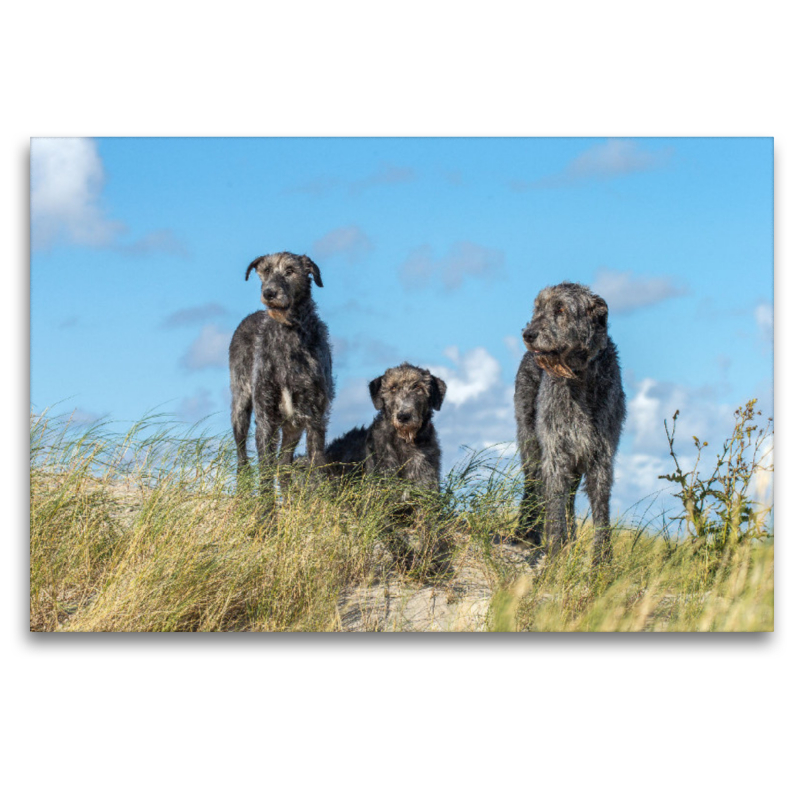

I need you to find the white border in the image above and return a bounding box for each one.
[6,3,793,797]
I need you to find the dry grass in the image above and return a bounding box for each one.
[30,411,773,633]
[490,527,773,632]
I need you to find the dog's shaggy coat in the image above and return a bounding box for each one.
[229,252,334,499]
[515,281,626,564]
[325,363,446,492]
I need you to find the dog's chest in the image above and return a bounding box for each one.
[279,387,295,420]
[254,327,329,420]
[537,378,595,459]
[397,444,427,477]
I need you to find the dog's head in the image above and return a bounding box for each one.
[369,363,447,444]
[521,282,609,378]
[244,252,323,325]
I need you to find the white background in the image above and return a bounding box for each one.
[4,2,794,798]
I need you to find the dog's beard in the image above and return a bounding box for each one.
[393,423,419,444]
[267,307,291,326]
[534,353,576,379]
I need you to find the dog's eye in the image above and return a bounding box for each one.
[554,306,565,316]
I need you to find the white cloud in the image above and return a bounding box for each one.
[330,334,400,369]
[423,347,514,470]
[31,137,187,257]
[162,303,227,329]
[178,388,216,423]
[503,334,524,361]
[512,139,672,190]
[31,137,125,249]
[611,452,677,523]
[426,346,502,407]
[118,229,190,258]
[313,225,374,263]
[286,164,415,196]
[434,381,516,472]
[568,139,669,180]
[755,301,773,343]
[592,266,688,314]
[68,407,105,427]
[625,376,733,455]
[326,378,376,442]
[180,324,231,371]
[399,241,505,292]
[349,164,415,194]
[613,377,774,522]
[285,175,341,196]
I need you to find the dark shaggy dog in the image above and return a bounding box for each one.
[325,363,447,492]
[515,282,626,564]
[229,252,334,500]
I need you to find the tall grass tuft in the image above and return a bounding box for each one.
[31,411,386,631]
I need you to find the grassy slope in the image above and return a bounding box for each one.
[29,414,774,633]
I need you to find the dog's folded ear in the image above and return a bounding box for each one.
[245,256,265,281]
[429,375,447,411]
[368,375,384,410]
[302,255,323,287]
[589,294,608,324]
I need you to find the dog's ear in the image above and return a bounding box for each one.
[245,256,265,281]
[369,375,384,410]
[429,375,447,411]
[589,294,608,325]
[302,255,323,287]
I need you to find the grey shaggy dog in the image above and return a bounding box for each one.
[325,363,447,492]
[229,251,334,500]
[515,281,626,564]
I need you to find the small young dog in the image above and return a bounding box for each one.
[326,363,447,493]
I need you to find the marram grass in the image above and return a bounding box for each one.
[30,411,773,633]
[490,530,773,632]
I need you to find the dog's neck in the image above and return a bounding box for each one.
[548,340,610,382]
[266,297,318,331]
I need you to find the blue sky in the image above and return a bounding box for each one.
[30,137,773,518]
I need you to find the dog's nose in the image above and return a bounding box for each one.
[522,328,536,343]
[396,412,413,424]
[263,288,278,302]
